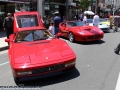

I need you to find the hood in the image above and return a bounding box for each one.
[71,26,101,35]
[13,39,74,64]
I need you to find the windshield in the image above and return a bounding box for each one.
[17,15,39,28]
[99,19,107,22]
[15,30,54,43]
[87,19,93,23]
[67,21,86,27]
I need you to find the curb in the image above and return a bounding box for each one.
[0,46,9,52]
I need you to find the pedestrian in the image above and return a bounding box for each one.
[3,13,14,39]
[44,16,50,29]
[114,13,119,32]
[109,14,114,29]
[53,12,61,35]
[83,14,87,24]
[48,21,55,35]
[93,13,100,27]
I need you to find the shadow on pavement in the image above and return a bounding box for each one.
[60,37,105,45]
[15,68,80,87]
[75,40,105,45]
[0,31,6,38]
[0,46,9,51]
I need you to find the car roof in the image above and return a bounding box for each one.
[14,11,45,32]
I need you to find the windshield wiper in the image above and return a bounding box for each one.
[18,40,31,42]
[34,38,45,41]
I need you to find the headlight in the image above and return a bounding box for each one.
[65,61,76,67]
[17,71,32,75]
[78,31,85,35]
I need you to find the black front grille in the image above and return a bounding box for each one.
[88,35,100,39]
[32,64,65,74]
[101,28,108,30]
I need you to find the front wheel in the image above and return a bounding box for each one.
[69,32,75,42]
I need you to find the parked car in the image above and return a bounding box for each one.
[5,11,76,82]
[99,18,114,28]
[87,19,110,32]
[59,21,104,42]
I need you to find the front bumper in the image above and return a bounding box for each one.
[13,66,75,81]
[100,27,110,31]
[75,34,104,42]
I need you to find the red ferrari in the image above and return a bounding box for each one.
[59,21,104,42]
[5,12,76,81]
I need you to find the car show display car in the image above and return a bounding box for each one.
[59,21,104,42]
[99,18,114,28]
[87,19,110,32]
[5,12,76,81]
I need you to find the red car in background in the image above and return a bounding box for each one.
[59,21,104,42]
[5,12,76,82]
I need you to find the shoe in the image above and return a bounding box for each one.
[115,51,119,54]
[114,49,119,54]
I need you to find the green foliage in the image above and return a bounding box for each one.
[78,0,91,10]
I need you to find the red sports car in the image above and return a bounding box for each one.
[5,12,76,82]
[59,21,104,42]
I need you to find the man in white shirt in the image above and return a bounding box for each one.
[93,13,99,27]
[48,22,55,35]
[83,14,87,23]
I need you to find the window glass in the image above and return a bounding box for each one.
[15,30,54,43]
[87,19,93,23]
[67,21,86,27]
[17,15,38,28]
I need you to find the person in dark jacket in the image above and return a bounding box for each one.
[3,13,14,39]
[53,12,61,35]
[114,13,119,32]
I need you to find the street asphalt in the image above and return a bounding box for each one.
[0,29,120,90]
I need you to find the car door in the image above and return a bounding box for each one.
[59,22,67,37]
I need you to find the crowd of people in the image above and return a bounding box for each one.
[2,10,120,40]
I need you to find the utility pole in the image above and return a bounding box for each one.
[66,0,69,20]
[112,0,115,16]
[95,0,99,14]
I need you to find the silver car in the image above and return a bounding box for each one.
[87,19,110,32]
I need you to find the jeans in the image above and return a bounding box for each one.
[55,28,59,35]
[6,28,13,38]
[114,22,118,32]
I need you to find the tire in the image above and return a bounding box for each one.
[13,75,21,83]
[69,32,75,42]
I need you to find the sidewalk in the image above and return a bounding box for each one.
[0,31,8,51]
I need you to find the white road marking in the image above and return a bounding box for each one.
[0,61,9,66]
[115,72,120,90]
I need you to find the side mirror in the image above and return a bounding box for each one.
[62,24,66,27]
[57,33,61,36]
[55,33,62,38]
[5,39,10,42]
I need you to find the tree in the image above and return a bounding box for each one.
[78,0,91,12]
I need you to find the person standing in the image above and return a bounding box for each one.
[109,14,114,29]
[93,13,100,27]
[48,21,55,35]
[53,12,61,35]
[3,13,14,39]
[83,14,87,24]
[114,13,119,32]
